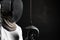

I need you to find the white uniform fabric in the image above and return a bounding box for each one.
[1,24,23,40]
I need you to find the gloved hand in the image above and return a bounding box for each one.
[25,25,39,40]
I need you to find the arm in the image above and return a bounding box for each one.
[19,28,23,40]
[17,25,23,40]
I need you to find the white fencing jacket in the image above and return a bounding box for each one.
[1,24,23,40]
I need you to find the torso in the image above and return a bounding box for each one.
[1,24,22,40]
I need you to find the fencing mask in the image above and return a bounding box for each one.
[1,0,23,31]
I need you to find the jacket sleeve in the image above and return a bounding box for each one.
[19,27,23,40]
[16,25,23,40]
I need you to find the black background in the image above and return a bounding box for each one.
[17,0,59,40]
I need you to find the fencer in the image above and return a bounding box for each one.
[0,0,23,40]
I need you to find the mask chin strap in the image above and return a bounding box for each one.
[3,19,16,31]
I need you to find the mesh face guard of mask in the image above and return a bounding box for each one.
[1,0,23,23]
